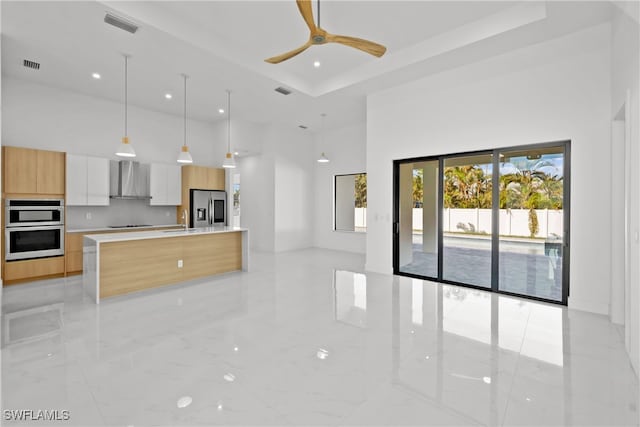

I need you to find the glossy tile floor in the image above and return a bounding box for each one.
[1,248,638,426]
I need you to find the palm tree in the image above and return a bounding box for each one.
[444,165,492,209]
[502,169,545,237]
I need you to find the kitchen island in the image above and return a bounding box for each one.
[83,227,248,303]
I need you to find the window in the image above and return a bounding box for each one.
[334,173,367,232]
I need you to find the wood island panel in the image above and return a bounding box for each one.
[97,231,242,299]
[182,232,241,281]
[99,236,183,298]
[66,227,183,275]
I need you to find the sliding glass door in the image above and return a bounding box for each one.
[397,161,439,278]
[442,154,493,288]
[393,141,570,305]
[497,146,567,302]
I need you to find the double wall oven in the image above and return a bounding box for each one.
[5,199,64,261]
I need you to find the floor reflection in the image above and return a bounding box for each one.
[1,249,637,426]
[334,270,367,328]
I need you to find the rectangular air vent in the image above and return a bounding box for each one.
[104,13,138,34]
[298,125,308,129]
[23,59,40,70]
[275,86,292,96]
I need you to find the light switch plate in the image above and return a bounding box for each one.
[85,212,92,220]
[177,260,183,268]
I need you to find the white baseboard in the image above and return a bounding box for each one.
[364,263,393,275]
[568,297,609,315]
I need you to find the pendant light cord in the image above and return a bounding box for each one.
[183,74,187,147]
[321,112,326,147]
[124,55,128,137]
[227,90,231,152]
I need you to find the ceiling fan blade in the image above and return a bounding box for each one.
[296,0,317,33]
[325,34,387,58]
[264,40,312,64]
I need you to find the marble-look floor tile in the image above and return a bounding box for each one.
[2,248,638,426]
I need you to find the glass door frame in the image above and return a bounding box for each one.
[393,140,571,305]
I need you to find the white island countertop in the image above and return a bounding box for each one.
[67,224,183,233]
[84,226,248,243]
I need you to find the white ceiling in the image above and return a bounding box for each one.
[1,1,612,131]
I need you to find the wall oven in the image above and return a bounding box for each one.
[5,199,64,261]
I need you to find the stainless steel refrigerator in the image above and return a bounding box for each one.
[189,189,226,228]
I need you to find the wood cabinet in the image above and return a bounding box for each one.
[37,150,66,195]
[3,147,37,194]
[66,155,109,206]
[182,165,225,192]
[149,164,181,206]
[2,146,65,196]
[65,233,85,274]
[178,165,225,218]
[4,257,65,282]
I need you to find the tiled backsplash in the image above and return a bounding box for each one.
[66,199,177,230]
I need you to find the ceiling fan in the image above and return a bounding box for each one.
[265,0,387,64]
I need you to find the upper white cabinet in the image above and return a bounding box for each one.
[150,163,181,205]
[66,154,109,206]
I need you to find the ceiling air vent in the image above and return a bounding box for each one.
[23,59,40,70]
[104,13,138,34]
[298,125,308,129]
[274,86,292,96]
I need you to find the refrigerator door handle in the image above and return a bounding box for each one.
[208,197,213,225]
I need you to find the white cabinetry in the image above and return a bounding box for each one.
[150,163,181,205]
[66,154,109,206]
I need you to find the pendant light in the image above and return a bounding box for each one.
[177,74,193,164]
[222,89,236,169]
[317,113,329,163]
[116,54,136,157]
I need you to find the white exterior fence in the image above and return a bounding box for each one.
[355,208,563,238]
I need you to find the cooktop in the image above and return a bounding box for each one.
[107,224,152,228]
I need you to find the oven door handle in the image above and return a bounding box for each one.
[5,225,64,231]
[6,206,64,211]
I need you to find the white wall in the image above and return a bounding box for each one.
[270,125,314,252]
[366,24,612,314]
[238,152,275,252]
[610,2,640,375]
[2,77,224,165]
[236,122,314,253]
[313,123,367,254]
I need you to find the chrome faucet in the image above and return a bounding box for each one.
[182,209,188,230]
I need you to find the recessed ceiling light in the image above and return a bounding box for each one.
[165,93,172,99]
[233,152,239,156]
[316,348,329,360]
[313,60,321,68]
[176,396,192,408]
[218,108,225,114]
[92,73,101,79]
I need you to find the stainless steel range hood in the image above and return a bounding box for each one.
[109,160,151,199]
